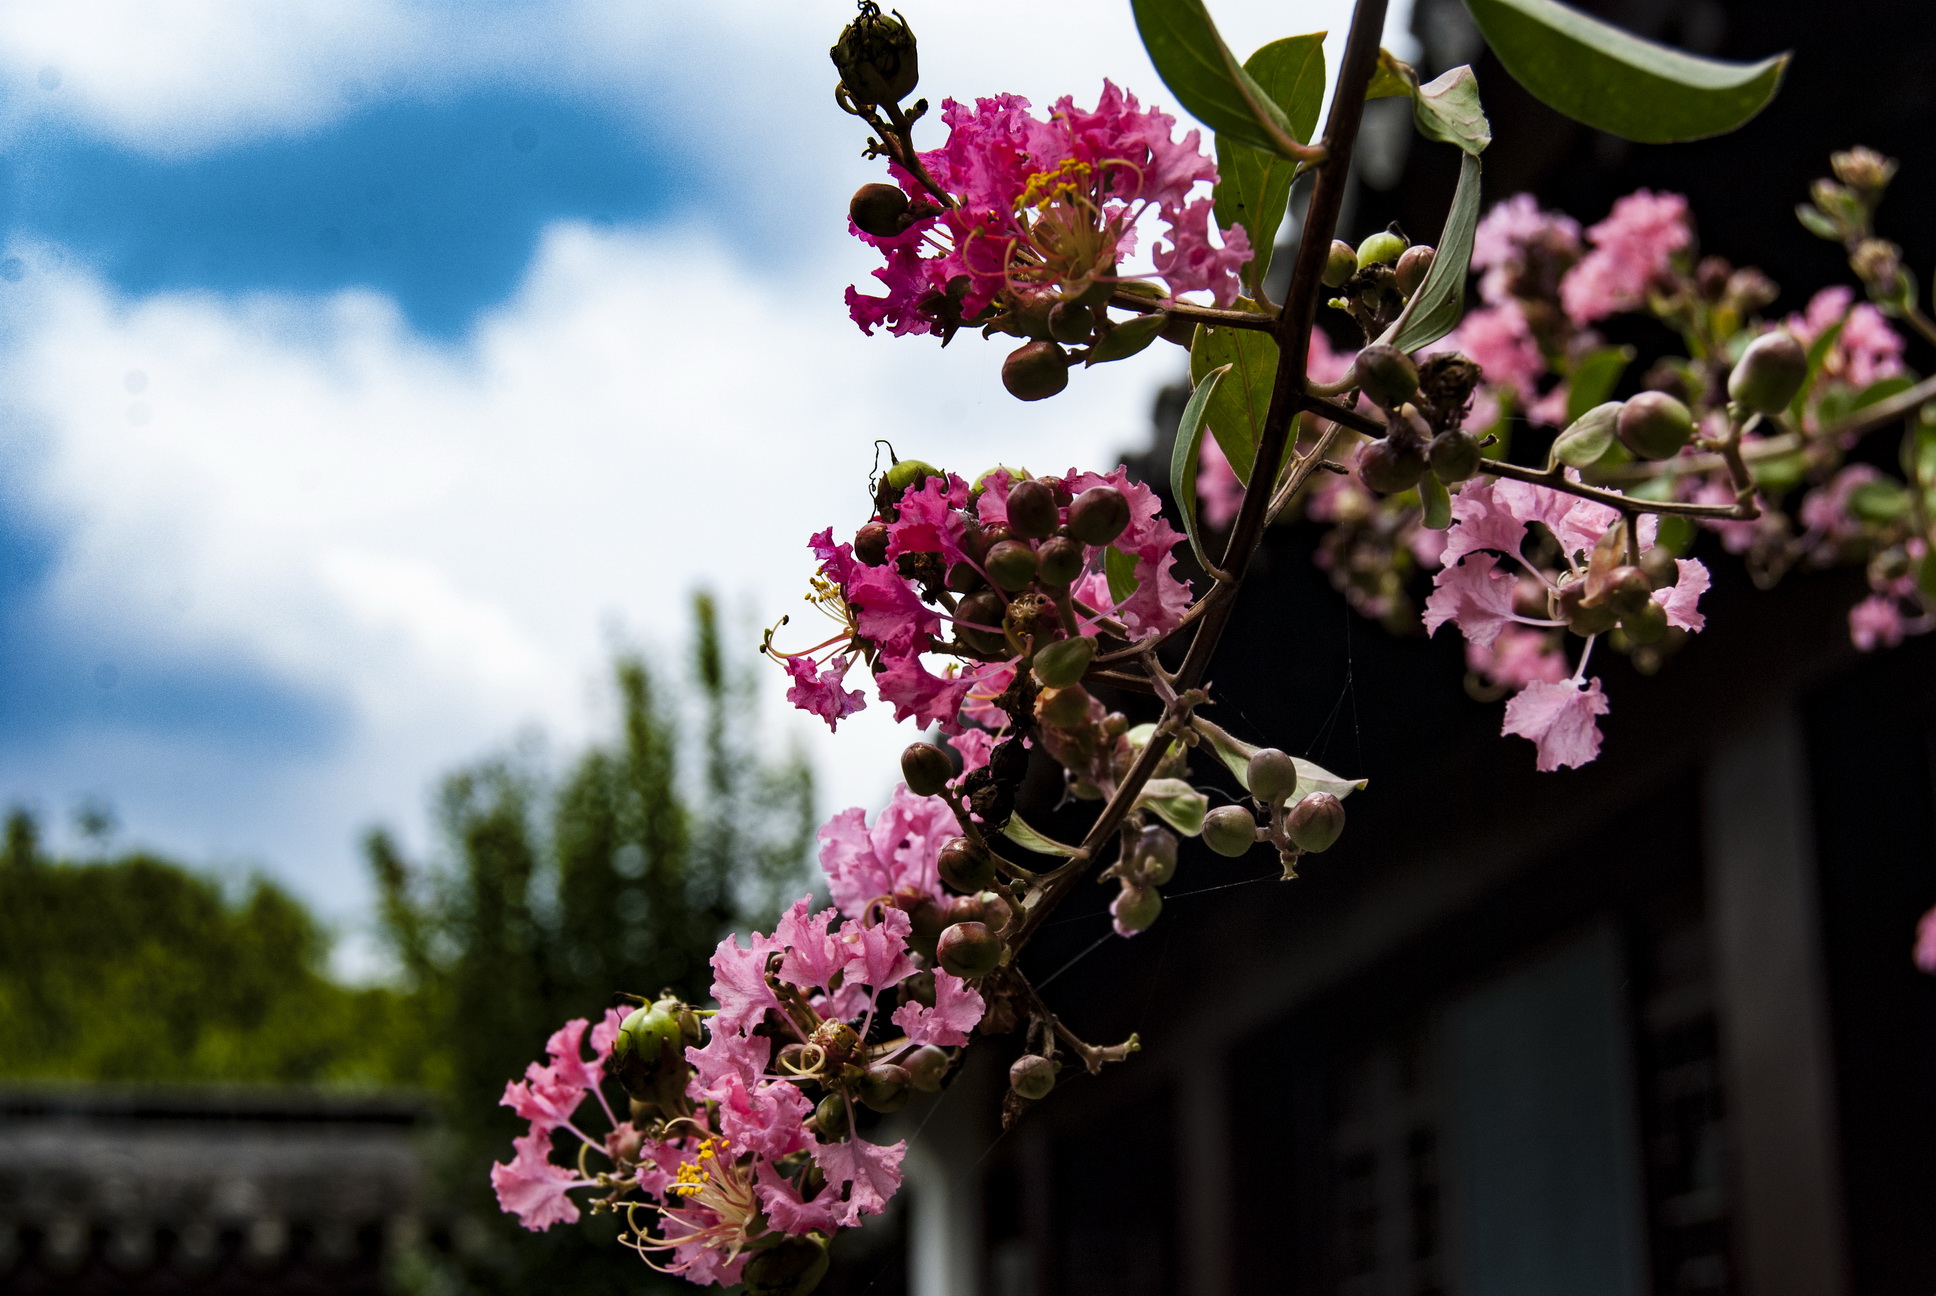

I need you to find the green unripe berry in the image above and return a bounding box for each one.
[1111,884,1162,933]
[1005,478,1060,539]
[937,836,997,893]
[985,539,1039,591]
[936,921,1003,978]
[1009,1054,1057,1100]
[849,183,911,239]
[954,590,1007,654]
[1067,486,1130,545]
[1621,597,1668,645]
[1428,429,1482,483]
[1285,792,1345,853]
[1605,566,1654,620]
[1031,634,1095,689]
[904,1044,950,1092]
[612,1005,684,1100]
[900,742,954,797]
[1729,330,1808,415]
[1247,748,1299,806]
[1395,243,1436,296]
[1002,341,1070,402]
[1323,240,1358,288]
[1202,804,1259,857]
[1616,391,1695,461]
[1035,536,1085,587]
[857,1063,913,1113]
[1558,581,1618,636]
[883,458,937,495]
[1356,228,1408,268]
[814,1091,849,1140]
[1138,826,1179,886]
[1353,344,1420,410]
[1357,438,1428,495]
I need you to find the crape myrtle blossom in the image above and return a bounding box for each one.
[1559,189,1692,324]
[847,82,1251,338]
[491,895,982,1287]
[1786,286,1905,394]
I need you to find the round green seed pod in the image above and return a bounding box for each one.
[936,921,1003,978]
[1558,582,1618,636]
[1067,486,1130,545]
[1032,634,1095,689]
[857,1063,913,1113]
[1202,804,1259,857]
[985,539,1039,591]
[1616,391,1695,461]
[1353,344,1420,409]
[1356,228,1408,267]
[1002,341,1070,402]
[814,1091,849,1140]
[1036,684,1092,728]
[1428,429,1482,483]
[1285,792,1346,853]
[1111,884,1162,934]
[1638,546,1679,591]
[1035,536,1085,587]
[904,1045,950,1092]
[1728,330,1808,415]
[1047,300,1094,345]
[1323,239,1359,288]
[849,183,911,239]
[1247,748,1299,806]
[1006,479,1060,539]
[1621,597,1669,645]
[1009,1054,1057,1101]
[611,1004,684,1100]
[953,590,1007,655]
[854,522,890,567]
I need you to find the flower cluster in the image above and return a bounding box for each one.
[491,898,984,1289]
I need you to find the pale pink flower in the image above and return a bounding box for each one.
[840,905,922,991]
[1471,193,1581,304]
[707,1072,814,1162]
[1850,596,1905,651]
[1525,382,1570,429]
[1787,286,1905,390]
[1691,479,1758,553]
[1436,300,1544,396]
[1800,464,1880,539]
[950,727,997,778]
[1307,324,1356,387]
[1468,624,1568,689]
[891,969,986,1046]
[1915,905,1936,974]
[1408,524,1448,570]
[686,1025,770,1093]
[816,784,955,920]
[492,1129,586,1231]
[1560,190,1690,323]
[1653,558,1710,632]
[1423,552,1519,647]
[1501,676,1610,771]
[755,1160,848,1236]
[811,1136,908,1228]
[773,898,851,993]
[1441,476,1529,567]
[706,931,783,1038]
[1197,435,1245,529]
[500,1068,586,1136]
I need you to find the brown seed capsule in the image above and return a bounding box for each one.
[1353,343,1421,410]
[1006,478,1060,539]
[936,921,1003,977]
[985,539,1039,591]
[1047,300,1094,344]
[1557,580,1618,636]
[1002,341,1070,402]
[1202,804,1259,857]
[853,521,890,567]
[897,970,936,1009]
[858,1063,913,1113]
[849,183,911,239]
[901,742,954,797]
[1067,486,1130,545]
[937,836,997,893]
[1616,391,1695,461]
[1246,748,1299,806]
[1357,438,1429,494]
[1638,546,1679,591]
[1395,243,1436,296]
[945,560,986,592]
[1009,1054,1057,1100]
[829,4,919,108]
[1285,792,1345,853]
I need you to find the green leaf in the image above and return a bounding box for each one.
[1136,779,1209,836]
[1853,374,1918,412]
[1191,717,1261,788]
[1087,312,1170,366]
[1365,48,1416,99]
[1380,151,1483,352]
[1655,513,1694,555]
[1795,203,1842,243]
[1463,0,1788,143]
[1213,34,1327,292]
[1171,363,1233,571]
[1291,757,1367,802]
[1418,472,1453,530]
[1553,401,1622,468]
[1849,478,1910,523]
[1105,545,1141,604]
[1748,449,1807,495]
[1189,314,1277,481]
[1566,345,1635,423]
[1411,65,1492,155]
[1132,0,1317,160]
[1002,813,1083,858]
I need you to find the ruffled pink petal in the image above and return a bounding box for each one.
[1423,552,1519,648]
[891,969,986,1047]
[1501,676,1610,771]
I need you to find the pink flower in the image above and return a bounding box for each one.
[1468,624,1568,689]
[811,1135,908,1228]
[876,653,979,730]
[1197,435,1244,530]
[501,1068,586,1136]
[1786,287,1904,390]
[1653,558,1710,632]
[686,1024,770,1093]
[841,905,921,991]
[783,654,866,731]
[1800,464,1879,539]
[708,1072,813,1162]
[1066,466,1192,635]
[1850,596,1905,651]
[1307,325,1356,387]
[1501,676,1610,771]
[891,969,986,1046]
[1915,905,1936,974]
[1559,190,1690,324]
[887,472,977,568]
[1471,193,1581,304]
[1151,195,1253,304]
[773,898,851,993]
[1692,479,1758,553]
[1436,300,1544,396]
[1423,552,1520,648]
[1441,476,1529,567]
[492,1129,585,1231]
[707,931,783,1038]
[1493,476,1619,563]
[755,1160,848,1236]
[950,727,997,777]
[816,784,956,920]
[848,564,940,656]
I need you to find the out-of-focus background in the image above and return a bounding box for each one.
[4,0,1934,1294]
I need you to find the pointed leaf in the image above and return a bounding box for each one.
[1213,34,1327,292]
[1412,65,1492,155]
[1087,312,1170,366]
[1366,48,1417,99]
[1379,151,1483,352]
[1566,345,1635,424]
[1189,311,1277,481]
[1419,472,1453,530]
[1132,0,1317,160]
[1171,363,1233,572]
[1553,401,1622,468]
[1191,717,1261,790]
[1791,317,1845,422]
[1002,814,1082,858]
[1105,545,1141,604]
[1136,779,1209,836]
[1291,757,1368,802]
[1464,0,1788,143]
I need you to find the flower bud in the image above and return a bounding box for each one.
[1139,825,1179,886]
[904,1044,950,1092]
[1202,804,1259,857]
[1428,429,1482,483]
[829,3,918,108]
[1003,341,1070,402]
[1616,391,1694,461]
[743,1235,831,1296]
[1247,748,1299,806]
[1638,546,1679,591]
[1285,792,1345,853]
[1111,884,1163,933]
[933,837,992,894]
[1357,438,1428,494]
[612,1004,685,1100]
[858,1063,913,1113]
[1557,580,1617,636]
[898,969,936,1009]
[901,742,954,797]
[936,920,1003,977]
[1032,634,1094,689]
[1356,227,1408,268]
[1605,565,1653,619]
[1009,1054,1057,1100]
[954,590,1007,654]
[985,539,1039,591]
[946,560,986,593]
[849,183,911,239]
[1047,300,1094,345]
[814,1091,849,1140]
[1035,536,1085,587]
[1006,478,1060,539]
[877,457,939,520]
[1831,146,1896,203]
[1729,331,1807,415]
[1323,239,1359,288]
[1353,343,1420,409]
[1067,486,1130,545]
[1394,244,1436,296]
[1621,597,1668,645]
[854,521,890,567]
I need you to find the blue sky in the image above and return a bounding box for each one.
[0,0,1380,969]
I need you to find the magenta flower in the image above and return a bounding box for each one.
[784,654,867,731]
[1559,190,1690,324]
[1501,676,1610,771]
[1471,192,1581,305]
[1850,595,1905,651]
[816,783,956,921]
[891,968,986,1047]
[811,1136,909,1228]
[1423,551,1519,648]
[492,1129,588,1231]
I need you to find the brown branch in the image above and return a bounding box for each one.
[1475,458,1757,520]
[1106,291,1276,331]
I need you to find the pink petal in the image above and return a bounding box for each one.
[810,1137,907,1227]
[1423,552,1519,648]
[891,969,986,1047]
[1653,558,1710,632]
[491,1130,582,1231]
[1501,676,1610,771]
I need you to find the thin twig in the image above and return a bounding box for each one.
[1475,458,1756,520]
[1106,292,1277,331]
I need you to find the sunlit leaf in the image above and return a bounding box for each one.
[1105,545,1141,604]
[1213,34,1328,293]
[1002,814,1083,858]
[1136,779,1209,836]
[1190,312,1277,481]
[1380,151,1483,352]
[1365,48,1415,99]
[1132,0,1316,159]
[1553,401,1622,468]
[1849,478,1910,523]
[1171,363,1233,571]
[1463,0,1788,143]
[1411,65,1491,155]
[1292,757,1367,802]
[1191,717,1261,789]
